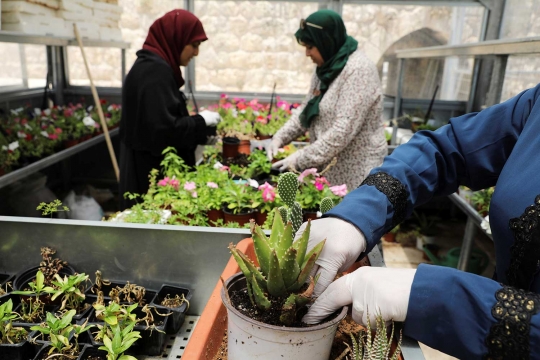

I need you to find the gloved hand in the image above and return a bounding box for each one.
[271,152,300,171]
[199,110,222,127]
[294,217,366,297]
[303,267,416,325]
[265,139,281,161]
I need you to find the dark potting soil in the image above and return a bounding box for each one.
[223,154,250,167]
[229,286,339,328]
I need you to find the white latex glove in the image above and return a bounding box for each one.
[271,152,300,171]
[294,217,366,297]
[199,110,222,127]
[303,267,416,325]
[265,139,281,161]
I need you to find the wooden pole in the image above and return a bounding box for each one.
[73,23,120,181]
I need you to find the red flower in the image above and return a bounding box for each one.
[25,134,32,141]
[100,99,107,105]
[21,119,27,125]
[55,128,63,134]
[5,129,11,135]
[48,134,58,140]
[237,103,247,110]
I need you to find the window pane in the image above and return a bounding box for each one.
[501,55,540,102]
[0,43,47,89]
[343,4,484,101]
[67,47,122,87]
[194,0,320,94]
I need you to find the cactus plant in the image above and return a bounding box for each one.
[277,172,303,235]
[338,310,402,360]
[228,207,324,326]
[320,197,334,214]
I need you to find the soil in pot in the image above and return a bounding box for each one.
[222,208,255,227]
[85,280,127,301]
[0,324,39,360]
[222,137,240,158]
[303,210,319,222]
[151,284,191,334]
[78,345,107,360]
[223,153,249,167]
[34,344,83,360]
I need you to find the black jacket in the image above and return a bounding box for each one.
[119,49,214,210]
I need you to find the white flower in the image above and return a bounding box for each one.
[240,109,246,114]
[8,141,19,151]
[43,109,51,116]
[213,161,224,170]
[480,215,491,235]
[107,105,113,112]
[248,179,259,188]
[10,107,23,115]
[34,108,42,116]
[17,131,26,139]
[232,109,238,118]
[24,123,33,131]
[41,131,49,138]
[87,105,94,112]
[83,116,96,127]
[253,111,260,116]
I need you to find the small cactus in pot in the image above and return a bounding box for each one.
[228,172,324,326]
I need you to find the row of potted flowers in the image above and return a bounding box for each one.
[113,147,348,228]
[0,100,121,175]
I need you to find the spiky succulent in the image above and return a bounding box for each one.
[320,197,334,214]
[341,310,402,360]
[228,208,324,326]
[277,172,303,235]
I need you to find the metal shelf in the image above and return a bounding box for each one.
[0,128,119,190]
[0,31,130,48]
[448,192,492,240]
[142,315,200,360]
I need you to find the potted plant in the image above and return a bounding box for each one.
[0,297,36,360]
[458,185,474,204]
[413,211,439,250]
[46,272,92,320]
[471,187,494,217]
[150,284,191,334]
[251,182,282,226]
[79,323,140,360]
[221,181,256,226]
[382,224,400,243]
[222,172,347,358]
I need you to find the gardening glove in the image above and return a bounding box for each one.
[199,110,222,127]
[271,152,300,172]
[303,267,416,325]
[294,217,366,297]
[265,139,281,161]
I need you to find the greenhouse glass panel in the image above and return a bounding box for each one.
[194,0,320,95]
[499,0,540,102]
[0,44,47,90]
[342,3,484,101]
[67,47,122,88]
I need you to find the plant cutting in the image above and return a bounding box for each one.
[221,181,256,226]
[47,273,89,313]
[12,270,50,323]
[97,322,140,360]
[0,297,36,360]
[36,200,70,218]
[222,171,347,358]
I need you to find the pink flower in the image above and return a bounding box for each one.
[249,99,258,107]
[298,168,319,182]
[157,177,170,187]
[258,182,274,192]
[184,181,196,191]
[207,182,219,189]
[169,179,179,190]
[220,93,228,99]
[219,166,230,172]
[315,182,324,191]
[262,188,276,202]
[330,184,348,197]
[315,177,330,187]
[222,103,232,109]
[48,134,58,140]
[256,116,267,124]
[191,191,198,198]
[55,128,63,134]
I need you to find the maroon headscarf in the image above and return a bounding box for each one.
[143,9,208,88]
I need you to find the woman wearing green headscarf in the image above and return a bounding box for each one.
[269,10,387,190]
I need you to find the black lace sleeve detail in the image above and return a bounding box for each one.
[484,285,540,360]
[507,195,540,290]
[360,172,408,226]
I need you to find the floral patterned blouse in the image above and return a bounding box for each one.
[273,50,387,190]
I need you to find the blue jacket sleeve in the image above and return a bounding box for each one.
[405,264,540,359]
[326,84,540,253]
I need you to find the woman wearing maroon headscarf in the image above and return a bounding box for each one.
[119,9,220,210]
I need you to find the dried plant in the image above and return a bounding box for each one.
[160,293,190,310]
[39,247,68,288]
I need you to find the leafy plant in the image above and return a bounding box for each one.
[221,181,255,214]
[338,311,402,360]
[0,298,28,345]
[48,273,89,312]
[471,187,494,216]
[36,199,70,217]
[99,322,140,360]
[246,149,272,179]
[11,270,51,323]
[413,211,439,236]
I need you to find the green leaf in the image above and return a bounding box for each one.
[103,335,115,354]
[236,250,267,291]
[276,222,293,259]
[280,247,300,289]
[251,225,271,276]
[250,274,271,310]
[118,356,138,360]
[36,271,44,289]
[112,326,122,352]
[267,250,287,297]
[228,244,252,280]
[269,208,284,249]
[293,220,311,266]
[105,315,118,326]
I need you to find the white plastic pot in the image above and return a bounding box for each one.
[416,234,436,250]
[221,272,347,360]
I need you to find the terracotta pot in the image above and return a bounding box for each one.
[382,232,396,242]
[238,140,251,155]
[256,131,272,140]
[64,139,79,148]
[182,239,389,360]
[303,210,319,222]
[222,207,255,227]
[255,210,268,226]
[207,209,224,226]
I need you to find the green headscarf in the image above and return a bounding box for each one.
[295,10,358,128]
